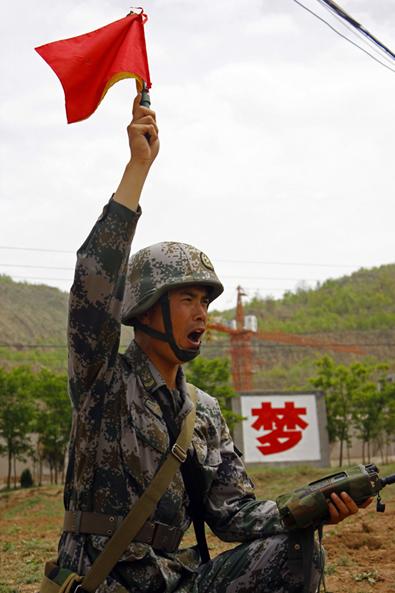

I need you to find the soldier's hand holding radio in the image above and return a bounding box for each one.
[326,490,373,525]
[277,464,394,530]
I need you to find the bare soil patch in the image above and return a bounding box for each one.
[1,474,394,593]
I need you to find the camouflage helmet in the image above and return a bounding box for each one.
[121,241,224,325]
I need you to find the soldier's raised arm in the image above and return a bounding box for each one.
[114,93,159,210]
[68,93,159,408]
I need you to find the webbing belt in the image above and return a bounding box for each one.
[63,512,183,553]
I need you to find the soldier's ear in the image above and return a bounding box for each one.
[138,310,152,324]
[138,300,162,325]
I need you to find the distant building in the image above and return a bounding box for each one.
[244,315,258,333]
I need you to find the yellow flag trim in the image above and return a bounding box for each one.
[99,72,144,108]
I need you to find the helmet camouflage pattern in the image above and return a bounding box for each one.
[121,241,224,325]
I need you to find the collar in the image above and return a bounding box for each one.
[123,340,165,393]
[123,341,193,420]
[123,340,187,394]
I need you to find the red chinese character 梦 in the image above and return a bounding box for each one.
[251,401,308,455]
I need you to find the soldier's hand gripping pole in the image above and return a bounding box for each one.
[139,82,151,143]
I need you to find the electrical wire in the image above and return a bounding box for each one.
[0,245,74,254]
[0,263,315,280]
[1,342,394,350]
[0,276,313,292]
[0,249,391,299]
[316,0,395,60]
[3,275,72,283]
[315,0,395,68]
[0,245,366,268]
[299,0,395,71]
[0,263,74,271]
[291,0,395,73]
[0,264,374,277]
[0,275,354,290]
[0,263,325,283]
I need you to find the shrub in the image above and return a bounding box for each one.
[20,468,33,488]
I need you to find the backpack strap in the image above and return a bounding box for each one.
[182,384,210,563]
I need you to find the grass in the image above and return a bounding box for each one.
[3,496,42,519]
[354,570,381,584]
[337,555,353,567]
[0,586,19,593]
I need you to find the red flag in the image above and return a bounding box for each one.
[35,12,151,123]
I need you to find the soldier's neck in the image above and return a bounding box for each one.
[135,333,179,389]
[152,358,178,390]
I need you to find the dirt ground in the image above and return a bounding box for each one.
[0,480,394,593]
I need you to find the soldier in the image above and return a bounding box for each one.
[56,93,369,593]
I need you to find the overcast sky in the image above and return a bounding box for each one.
[1,0,394,311]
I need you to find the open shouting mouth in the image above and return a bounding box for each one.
[186,328,205,349]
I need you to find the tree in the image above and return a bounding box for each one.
[351,382,383,464]
[310,356,354,465]
[0,366,36,489]
[33,369,71,485]
[20,467,34,488]
[186,357,243,431]
[375,381,395,464]
[348,361,390,463]
[310,356,392,466]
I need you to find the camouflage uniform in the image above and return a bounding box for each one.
[58,198,320,593]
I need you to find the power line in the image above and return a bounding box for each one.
[203,342,395,349]
[3,275,72,283]
[0,263,74,271]
[0,263,325,282]
[0,245,368,268]
[0,275,311,292]
[292,0,395,74]
[0,279,314,297]
[0,341,70,348]
[316,0,395,60]
[315,0,395,68]
[0,245,74,254]
[0,274,354,288]
[217,259,360,268]
[1,341,394,350]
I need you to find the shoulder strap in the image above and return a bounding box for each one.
[81,387,197,593]
[186,382,197,404]
[182,383,210,564]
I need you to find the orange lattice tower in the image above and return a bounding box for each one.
[208,287,364,393]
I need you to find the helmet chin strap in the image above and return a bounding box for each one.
[133,293,200,363]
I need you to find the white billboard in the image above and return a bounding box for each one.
[240,393,323,463]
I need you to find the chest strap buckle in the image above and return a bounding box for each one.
[171,443,187,463]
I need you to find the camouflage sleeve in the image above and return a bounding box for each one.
[68,199,141,408]
[202,397,286,542]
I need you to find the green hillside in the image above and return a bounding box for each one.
[0,274,134,371]
[209,263,395,389]
[0,275,68,342]
[217,264,395,333]
[0,275,69,370]
[0,264,394,382]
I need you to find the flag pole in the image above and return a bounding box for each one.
[140,81,151,107]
